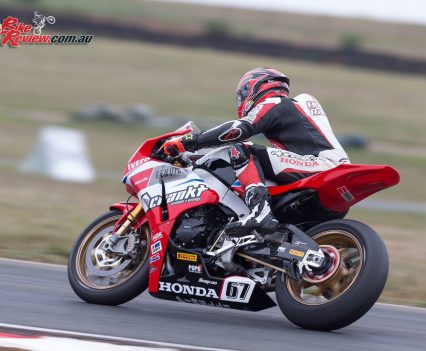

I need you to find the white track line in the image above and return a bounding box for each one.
[377,303,426,312]
[0,257,66,269]
[1,257,425,312]
[0,323,237,351]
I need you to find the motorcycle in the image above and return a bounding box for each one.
[32,11,55,36]
[68,122,400,330]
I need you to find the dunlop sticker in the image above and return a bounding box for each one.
[289,249,305,257]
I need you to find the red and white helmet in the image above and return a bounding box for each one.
[236,68,290,118]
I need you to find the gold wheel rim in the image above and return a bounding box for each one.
[75,215,150,290]
[286,230,364,305]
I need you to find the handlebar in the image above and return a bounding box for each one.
[154,147,174,163]
[154,147,190,168]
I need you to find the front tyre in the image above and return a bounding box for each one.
[275,219,388,331]
[68,210,150,305]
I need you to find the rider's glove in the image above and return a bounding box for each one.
[162,134,197,156]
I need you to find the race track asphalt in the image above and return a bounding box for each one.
[0,259,424,351]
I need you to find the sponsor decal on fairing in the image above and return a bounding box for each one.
[289,249,305,257]
[176,296,230,308]
[127,157,151,171]
[150,253,160,263]
[177,252,197,262]
[152,232,163,242]
[337,186,355,202]
[158,282,219,298]
[220,277,256,303]
[154,167,188,179]
[154,165,191,179]
[142,183,209,209]
[198,278,218,285]
[188,264,202,274]
[149,266,157,273]
[151,241,162,254]
[134,177,149,185]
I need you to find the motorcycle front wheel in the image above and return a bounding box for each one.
[275,219,388,331]
[68,210,150,305]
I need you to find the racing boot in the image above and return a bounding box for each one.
[226,184,278,236]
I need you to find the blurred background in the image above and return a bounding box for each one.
[0,0,425,306]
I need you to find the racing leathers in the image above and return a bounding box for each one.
[170,92,350,234]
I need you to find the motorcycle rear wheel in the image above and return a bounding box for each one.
[275,219,388,330]
[68,210,150,305]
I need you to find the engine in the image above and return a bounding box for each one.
[171,206,228,249]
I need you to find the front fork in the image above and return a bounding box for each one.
[109,203,144,246]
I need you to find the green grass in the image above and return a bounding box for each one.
[4,0,426,59]
[1,38,426,148]
[0,167,124,263]
[0,37,425,305]
[348,150,426,202]
[348,209,426,305]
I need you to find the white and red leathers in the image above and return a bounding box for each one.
[175,91,350,234]
[186,93,350,186]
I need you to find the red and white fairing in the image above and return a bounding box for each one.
[120,127,251,293]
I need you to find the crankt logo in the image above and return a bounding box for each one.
[0,11,94,47]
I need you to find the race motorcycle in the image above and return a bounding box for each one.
[68,122,400,331]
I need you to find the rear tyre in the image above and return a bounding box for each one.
[275,219,388,331]
[68,210,150,306]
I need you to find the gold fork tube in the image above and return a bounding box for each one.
[114,203,143,236]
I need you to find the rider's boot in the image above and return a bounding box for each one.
[236,184,278,234]
[226,143,278,236]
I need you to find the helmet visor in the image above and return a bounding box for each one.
[236,83,250,109]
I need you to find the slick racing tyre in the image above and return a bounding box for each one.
[68,210,150,305]
[275,219,388,331]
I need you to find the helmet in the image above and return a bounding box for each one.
[236,68,290,118]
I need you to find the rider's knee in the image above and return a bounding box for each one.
[228,143,251,171]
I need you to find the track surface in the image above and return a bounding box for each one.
[0,259,425,351]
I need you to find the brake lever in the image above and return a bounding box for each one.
[156,152,173,164]
[156,145,190,167]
